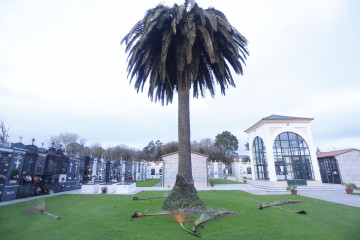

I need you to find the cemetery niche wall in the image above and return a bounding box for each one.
[0,140,149,200]
[0,141,86,202]
[245,115,322,187]
[232,157,252,180]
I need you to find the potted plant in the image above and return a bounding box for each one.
[224,176,227,180]
[343,182,356,194]
[243,176,247,183]
[209,179,215,189]
[101,186,108,194]
[286,184,297,195]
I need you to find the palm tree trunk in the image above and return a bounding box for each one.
[177,74,193,183]
[162,70,206,211]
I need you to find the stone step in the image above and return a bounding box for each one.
[250,184,339,192]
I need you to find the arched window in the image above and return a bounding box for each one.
[253,137,268,180]
[273,132,314,185]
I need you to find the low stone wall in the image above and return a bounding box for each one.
[80,183,136,194]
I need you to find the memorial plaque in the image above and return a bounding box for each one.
[34,154,46,175]
[1,185,19,201]
[7,150,26,186]
[0,147,13,201]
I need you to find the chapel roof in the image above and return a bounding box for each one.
[316,148,359,158]
[245,115,314,133]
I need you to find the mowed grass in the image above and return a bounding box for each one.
[136,179,162,187]
[0,191,359,240]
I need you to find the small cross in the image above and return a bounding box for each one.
[27,159,33,172]
[75,161,79,173]
[41,142,44,148]
[51,142,55,148]
[19,135,23,143]
[69,162,73,172]
[31,138,35,145]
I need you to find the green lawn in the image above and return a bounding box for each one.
[0,191,359,240]
[136,179,162,187]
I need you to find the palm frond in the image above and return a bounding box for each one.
[26,200,60,219]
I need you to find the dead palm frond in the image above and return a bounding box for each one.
[252,200,307,214]
[133,193,169,201]
[171,211,201,238]
[192,210,242,233]
[131,211,170,218]
[26,200,60,219]
[252,200,303,209]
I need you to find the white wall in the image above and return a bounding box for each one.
[163,152,208,188]
[336,150,360,185]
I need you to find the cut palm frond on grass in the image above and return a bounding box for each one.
[192,210,242,233]
[131,211,170,218]
[26,199,60,219]
[172,211,201,238]
[252,200,307,214]
[133,193,169,201]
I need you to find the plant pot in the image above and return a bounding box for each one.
[345,189,353,194]
[243,180,247,183]
[291,190,297,195]
[102,190,107,194]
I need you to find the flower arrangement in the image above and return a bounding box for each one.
[34,176,42,182]
[34,187,41,193]
[23,175,32,182]
[129,176,133,179]
[10,169,19,180]
[101,186,108,191]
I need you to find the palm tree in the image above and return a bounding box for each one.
[121,0,248,210]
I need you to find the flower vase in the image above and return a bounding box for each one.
[345,189,353,194]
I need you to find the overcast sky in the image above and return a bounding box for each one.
[1,0,359,154]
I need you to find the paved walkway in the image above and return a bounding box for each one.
[1,181,359,208]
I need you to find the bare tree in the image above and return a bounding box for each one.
[47,132,86,155]
[0,120,10,143]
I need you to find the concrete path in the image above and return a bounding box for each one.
[1,181,359,208]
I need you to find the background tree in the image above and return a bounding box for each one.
[122,0,248,210]
[191,138,221,160]
[215,131,239,163]
[244,142,249,151]
[161,141,179,155]
[0,120,10,143]
[47,132,83,153]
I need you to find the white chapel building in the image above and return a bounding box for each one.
[245,115,322,187]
